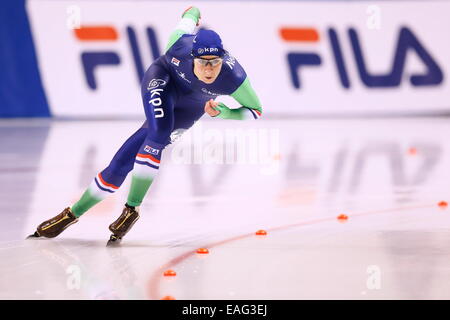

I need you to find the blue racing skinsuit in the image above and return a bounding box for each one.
[95,7,262,201]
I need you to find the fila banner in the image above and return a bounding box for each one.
[26,0,449,117]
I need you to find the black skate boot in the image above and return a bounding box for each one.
[27,207,78,239]
[107,204,140,246]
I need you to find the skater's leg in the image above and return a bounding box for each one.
[126,141,162,207]
[103,56,196,244]
[71,124,147,217]
[126,97,206,206]
[107,64,176,242]
[126,65,176,208]
[29,123,149,238]
[28,124,150,239]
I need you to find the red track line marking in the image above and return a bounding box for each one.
[147,203,435,299]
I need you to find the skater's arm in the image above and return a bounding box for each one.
[165,6,201,52]
[210,77,263,120]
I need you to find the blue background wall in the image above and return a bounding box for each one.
[0,0,50,117]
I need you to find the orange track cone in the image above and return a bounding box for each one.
[163,269,177,277]
[438,201,448,209]
[196,248,209,254]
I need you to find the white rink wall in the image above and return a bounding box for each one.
[26,0,450,117]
